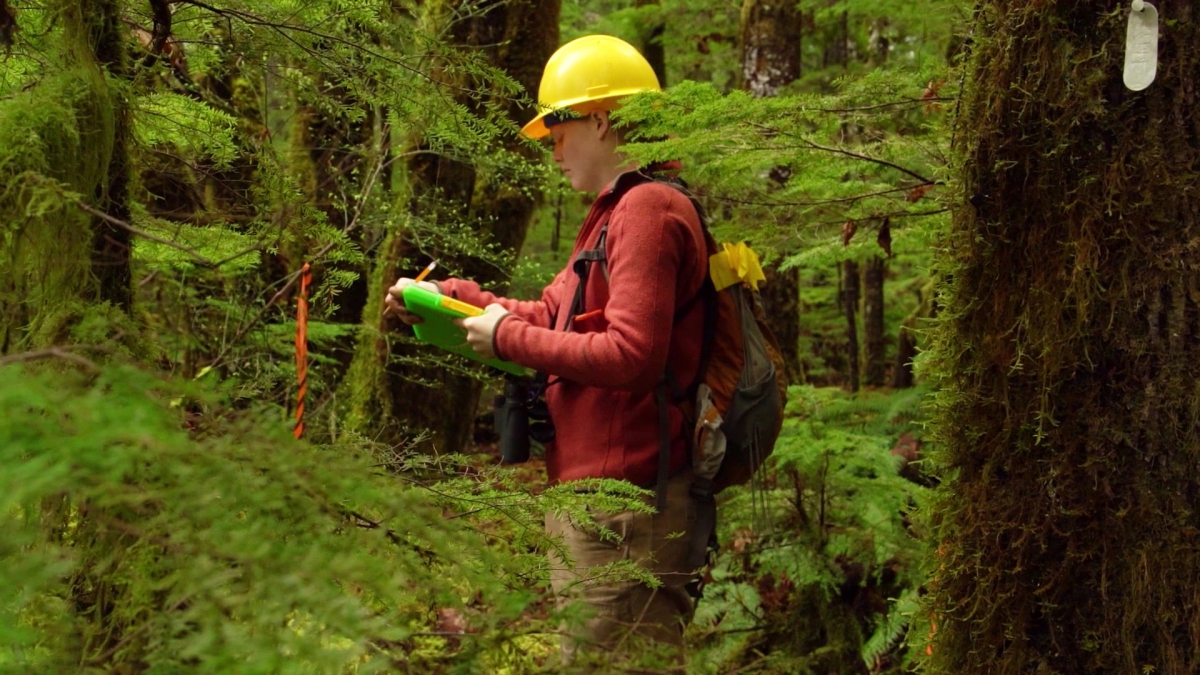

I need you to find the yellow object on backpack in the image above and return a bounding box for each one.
[708,242,766,292]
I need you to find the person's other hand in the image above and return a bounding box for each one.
[385,278,440,325]
[455,304,510,359]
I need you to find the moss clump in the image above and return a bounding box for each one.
[924,1,1200,674]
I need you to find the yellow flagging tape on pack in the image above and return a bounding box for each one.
[709,241,766,291]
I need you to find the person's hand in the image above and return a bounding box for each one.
[455,304,510,359]
[385,277,440,325]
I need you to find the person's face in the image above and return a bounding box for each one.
[549,112,619,193]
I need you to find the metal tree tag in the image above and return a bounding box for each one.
[1124,0,1159,91]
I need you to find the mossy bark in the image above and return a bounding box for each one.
[340,0,560,453]
[4,2,144,668]
[0,0,129,351]
[927,1,1200,673]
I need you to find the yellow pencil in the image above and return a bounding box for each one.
[414,261,437,283]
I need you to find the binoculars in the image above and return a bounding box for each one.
[493,375,555,464]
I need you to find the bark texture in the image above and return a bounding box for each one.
[927,1,1200,673]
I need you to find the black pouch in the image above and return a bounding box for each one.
[494,378,531,464]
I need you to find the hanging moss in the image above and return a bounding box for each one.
[924,1,1200,673]
[0,0,126,351]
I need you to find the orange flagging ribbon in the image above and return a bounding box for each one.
[293,263,312,439]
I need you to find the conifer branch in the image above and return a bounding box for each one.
[815,96,954,114]
[747,122,937,185]
[76,202,262,269]
[713,185,920,208]
[173,0,459,91]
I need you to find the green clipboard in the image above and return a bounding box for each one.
[402,285,528,376]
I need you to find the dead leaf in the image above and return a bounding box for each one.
[921,79,946,113]
[906,184,934,203]
[841,220,858,247]
[876,217,892,257]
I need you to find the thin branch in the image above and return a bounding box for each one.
[77,201,262,269]
[815,96,955,114]
[747,122,938,185]
[0,347,99,371]
[711,185,924,209]
[174,0,452,89]
[77,202,214,265]
[207,268,305,368]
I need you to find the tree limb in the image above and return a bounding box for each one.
[76,201,261,269]
[747,122,938,185]
[0,347,100,372]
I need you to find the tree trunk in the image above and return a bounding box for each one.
[740,0,801,382]
[635,0,667,87]
[0,0,128,351]
[862,256,885,386]
[341,0,559,453]
[89,2,132,313]
[891,325,914,389]
[841,260,859,392]
[927,1,1200,673]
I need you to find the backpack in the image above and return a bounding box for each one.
[569,170,788,569]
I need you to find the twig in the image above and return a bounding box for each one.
[77,202,213,265]
[711,185,925,209]
[0,347,99,371]
[816,96,955,114]
[77,201,262,269]
[207,267,306,368]
[746,122,938,185]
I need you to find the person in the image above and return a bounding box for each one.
[384,35,707,665]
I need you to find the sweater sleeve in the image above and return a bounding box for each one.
[438,270,568,330]
[494,184,695,391]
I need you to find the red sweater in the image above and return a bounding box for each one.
[439,173,708,486]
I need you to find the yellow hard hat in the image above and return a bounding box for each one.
[521,35,662,140]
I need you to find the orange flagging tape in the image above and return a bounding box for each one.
[293,263,312,439]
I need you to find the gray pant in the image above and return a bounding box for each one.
[545,470,697,667]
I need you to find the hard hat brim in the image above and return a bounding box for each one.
[521,113,551,140]
[520,92,652,140]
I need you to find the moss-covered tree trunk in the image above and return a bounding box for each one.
[88,0,132,313]
[862,256,885,386]
[341,0,559,452]
[740,0,802,383]
[928,1,1200,673]
[0,0,128,351]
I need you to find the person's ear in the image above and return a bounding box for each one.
[593,111,613,141]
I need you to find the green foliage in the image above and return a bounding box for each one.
[690,385,930,674]
[0,361,660,673]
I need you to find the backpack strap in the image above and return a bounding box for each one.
[565,225,609,331]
